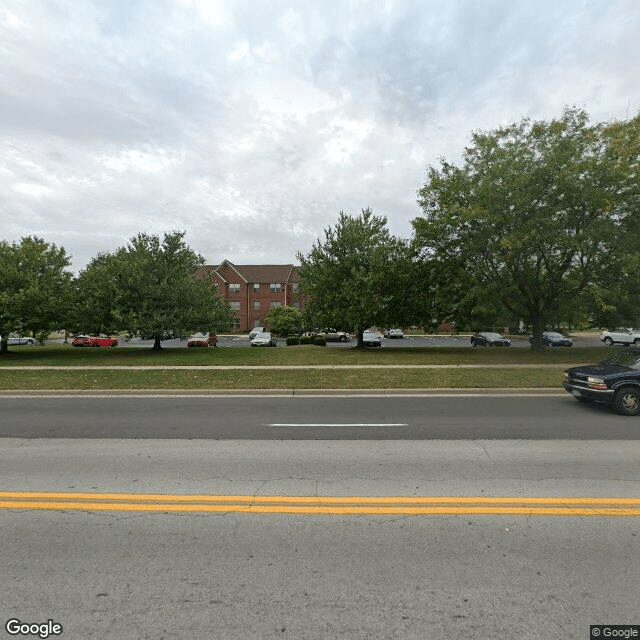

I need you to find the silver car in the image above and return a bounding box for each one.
[5,333,38,346]
[250,331,277,347]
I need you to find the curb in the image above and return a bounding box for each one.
[0,388,566,396]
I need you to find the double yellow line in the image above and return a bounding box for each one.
[1,492,640,516]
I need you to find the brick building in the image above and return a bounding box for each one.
[194,259,304,331]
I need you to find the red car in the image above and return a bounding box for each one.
[72,335,118,347]
[187,332,218,347]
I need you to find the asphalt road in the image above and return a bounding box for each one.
[1,437,639,639]
[0,394,637,439]
[2,396,639,639]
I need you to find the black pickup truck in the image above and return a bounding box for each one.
[563,348,640,416]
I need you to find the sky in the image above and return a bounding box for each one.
[2,0,639,273]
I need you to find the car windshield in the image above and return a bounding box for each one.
[600,351,640,369]
[483,333,503,339]
[545,332,564,338]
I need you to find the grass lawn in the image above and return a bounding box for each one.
[0,343,599,389]
[0,367,565,390]
[0,343,606,367]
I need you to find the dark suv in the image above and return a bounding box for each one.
[563,348,640,416]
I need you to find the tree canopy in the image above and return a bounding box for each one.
[264,305,302,337]
[0,236,73,353]
[75,230,235,350]
[413,107,640,348]
[297,208,411,347]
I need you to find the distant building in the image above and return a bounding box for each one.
[195,259,304,331]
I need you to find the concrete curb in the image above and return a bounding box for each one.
[0,364,577,370]
[0,388,566,396]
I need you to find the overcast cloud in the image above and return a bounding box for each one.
[1,0,639,271]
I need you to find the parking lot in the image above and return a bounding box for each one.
[113,333,605,349]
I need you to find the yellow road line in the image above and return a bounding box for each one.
[0,492,639,516]
[0,501,639,516]
[2,491,640,505]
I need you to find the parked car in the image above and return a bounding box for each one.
[529,331,573,347]
[383,328,404,339]
[248,327,264,340]
[321,329,351,342]
[73,334,118,347]
[187,332,218,347]
[470,332,511,347]
[3,333,38,346]
[563,348,640,415]
[361,330,382,347]
[251,331,277,347]
[600,328,640,347]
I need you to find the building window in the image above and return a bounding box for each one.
[292,283,299,293]
[253,283,260,292]
[292,302,300,309]
[270,302,282,309]
[229,301,240,311]
[229,283,240,293]
[253,301,261,310]
[270,283,282,292]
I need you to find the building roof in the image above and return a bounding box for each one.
[200,260,300,284]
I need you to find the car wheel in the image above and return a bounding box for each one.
[634,339,640,346]
[25,339,35,346]
[604,337,613,346]
[110,342,117,347]
[613,386,640,416]
[340,336,347,342]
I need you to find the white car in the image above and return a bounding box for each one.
[3,333,39,346]
[248,327,264,339]
[383,328,404,339]
[250,331,277,347]
[600,328,640,346]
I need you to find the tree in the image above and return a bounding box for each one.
[76,231,235,350]
[297,208,411,347]
[413,107,640,349]
[264,305,302,336]
[0,236,73,353]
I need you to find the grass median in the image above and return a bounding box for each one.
[0,367,565,391]
[0,343,602,390]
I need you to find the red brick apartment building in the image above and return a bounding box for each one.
[194,259,304,331]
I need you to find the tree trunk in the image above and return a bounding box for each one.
[152,336,162,351]
[356,329,364,348]
[529,313,545,352]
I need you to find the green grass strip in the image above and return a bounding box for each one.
[0,368,565,390]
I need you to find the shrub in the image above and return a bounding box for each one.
[312,336,326,346]
[286,336,300,346]
[299,335,312,345]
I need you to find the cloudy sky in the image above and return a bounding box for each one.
[2,0,639,272]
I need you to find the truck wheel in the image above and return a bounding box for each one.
[613,386,640,416]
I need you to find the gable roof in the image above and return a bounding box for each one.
[201,260,300,284]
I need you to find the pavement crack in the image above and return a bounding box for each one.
[473,440,493,459]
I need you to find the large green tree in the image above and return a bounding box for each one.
[297,208,412,347]
[0,236,73,353]
[76,231,235,350]
[413,108,640,349]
